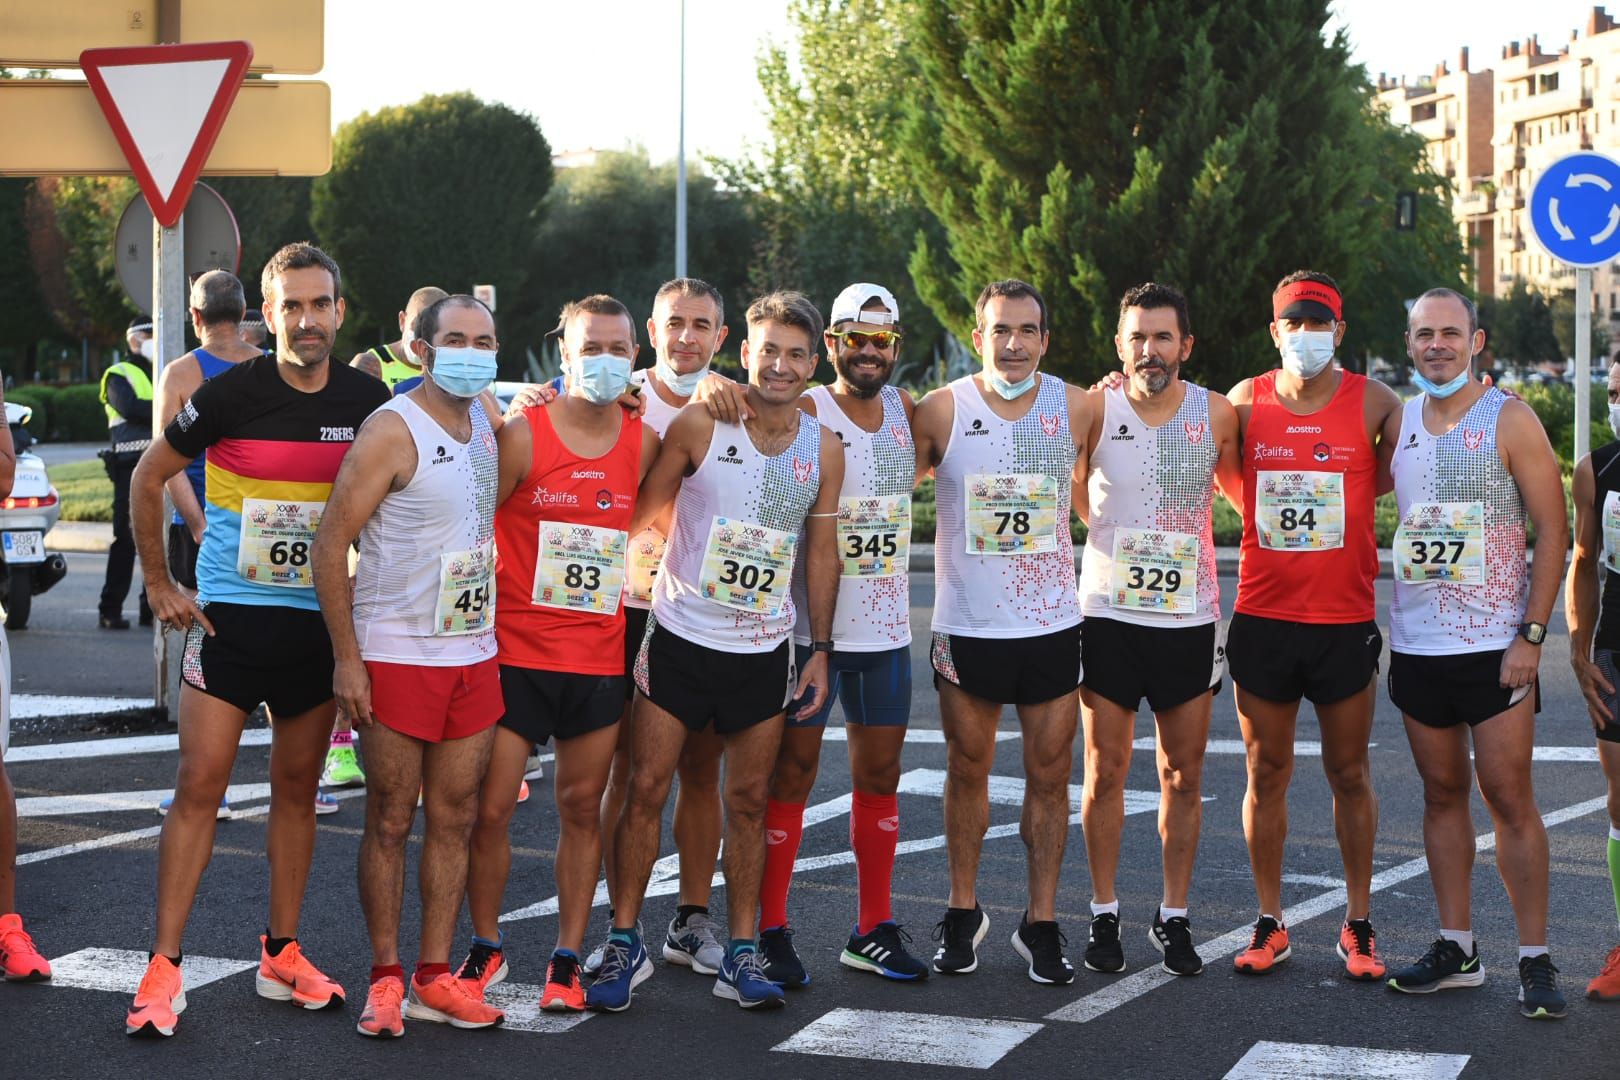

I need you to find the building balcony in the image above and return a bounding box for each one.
[1498,185,1526,209]
[1455,189,1495,216]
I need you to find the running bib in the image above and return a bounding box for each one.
[1108,527,1198,613]
[1604,491,1620,574]
[237,498,322,588]
[625,527,667,604]
[1255,470,1345,551]
[434,545,493,635]
[1393,501,1485,584]
[964,474,1059,555]
[838,493,910,578]
[532,522,627,615]
[699,516,796,616]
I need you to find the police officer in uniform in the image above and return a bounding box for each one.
[98,317,155,629]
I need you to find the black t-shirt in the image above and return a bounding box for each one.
[1593,440,1620,651]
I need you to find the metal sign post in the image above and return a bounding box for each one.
[152,216,184,711]
[1578,267,1593,463]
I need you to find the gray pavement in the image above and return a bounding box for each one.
[0,577,1615,1078]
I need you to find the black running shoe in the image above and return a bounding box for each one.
[1011,913,1075,985]
[1386,937,1484,994]
[1149,911,1204,976]
[758,925,810,988]
[841,921,930,980]
[931,905,989,974]
[1083,912,1125,974]
[1518,954,1568,1020]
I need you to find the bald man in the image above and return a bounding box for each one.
[351,286,450,391]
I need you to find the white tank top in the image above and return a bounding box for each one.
[1389,388,1526,654]
[353,396,498,665]
[932,373,1081,638]
[792,385,915,650]
[625,368,686,610]
[652,412,823,652]
[1080,383,1219,626]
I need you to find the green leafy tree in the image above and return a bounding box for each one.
[206,177,315,313]
[0,179,64,381]
[1550,287,1610,362]
[898,0,1466,388]
[36,176,141,346]
[1481,281,1561,366]
[310,93,553,359]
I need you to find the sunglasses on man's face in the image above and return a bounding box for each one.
[830,330,901,351]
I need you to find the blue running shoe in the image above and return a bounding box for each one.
[714,946,785,1009]
[585,933,652,1012]
[314,790,340,816]
[158,793,230,819]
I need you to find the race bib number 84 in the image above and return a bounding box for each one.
[1255,470,1344,550]
[237,498,322,588]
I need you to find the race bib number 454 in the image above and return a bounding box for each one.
[699,516,796,616]
[435,546,493,636]
[237,498,322,588]
[1393,501,1484,584]
[964,474,1059,555]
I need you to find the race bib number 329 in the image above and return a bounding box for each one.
[237,498,322,588]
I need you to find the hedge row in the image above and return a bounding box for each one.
[6,384,107,442]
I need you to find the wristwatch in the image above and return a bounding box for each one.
[1518,621,1547,645]
[810,640,835,655]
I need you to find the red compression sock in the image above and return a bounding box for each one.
[758,799,806,930]
[851,791,899,935]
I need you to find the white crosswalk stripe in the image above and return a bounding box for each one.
[1223,1041,1469,1079]
[46,947,254,994]
[773,1007,1043,1069]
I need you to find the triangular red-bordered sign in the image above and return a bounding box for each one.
[80,41,254,229]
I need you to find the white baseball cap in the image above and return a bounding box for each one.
[829,282,899,328]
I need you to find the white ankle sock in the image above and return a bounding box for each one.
[1159,905,1188,921]
[1439,928,1474,952]
[1518,944,1549,961]
[1090,900,1119,917]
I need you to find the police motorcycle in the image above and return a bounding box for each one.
[0,400,67,629]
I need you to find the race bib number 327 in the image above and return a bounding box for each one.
[237,498,322,588]
[1393,501,1485,584]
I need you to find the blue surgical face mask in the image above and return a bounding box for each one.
[1279,329,1335,379]
[571,352,633,404]
[654,354,708,398]
[1610,403,1620,440]
[987,370,1037,400]
[427,345,498,399]
[1411,366,1472,399]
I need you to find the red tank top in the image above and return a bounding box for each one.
[1235,370,1377,623]
[495,404,642,673]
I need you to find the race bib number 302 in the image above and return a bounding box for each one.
[838,493,910,577]
[964,474,1059,555]
[237,498,322,588]
[699,516,796,616]
[533,522,628,615]
[1393,501,1485,584]
[1109,527,1198,613]
[435,545,493,635]
[1255,470,1345,550]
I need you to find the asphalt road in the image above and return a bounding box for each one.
[1,575,1616,1079]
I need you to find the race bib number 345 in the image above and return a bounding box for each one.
[237,498,322,588]
[1255,470,1344,550]
[1393,501,1485,584]
[533,522,628,616]
[699,516,796,616]
[839,493,910,577]
[964,474,1059,555]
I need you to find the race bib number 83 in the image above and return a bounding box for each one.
[533,522,628,615]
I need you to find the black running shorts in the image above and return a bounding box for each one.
[1082,617,1222,712]
[1594,650,1620,745]
[930,622,1082,706]
[1226,612,1382,706]
[181,601,334,717]
[634,614,794,735]
[623,606,650,702]
[498,666,625,745]
[1387,648,1540,728]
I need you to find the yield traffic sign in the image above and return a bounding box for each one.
[1529,151,1620,268]
[79,40,253,229]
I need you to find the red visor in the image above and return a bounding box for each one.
[1272,280,1343,321]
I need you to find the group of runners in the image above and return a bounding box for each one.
[1,240,1618,1039]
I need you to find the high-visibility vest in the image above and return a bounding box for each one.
[371,343,421,391]
[99,360,154,426]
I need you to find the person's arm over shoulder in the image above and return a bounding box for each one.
[1366,377,1403,496]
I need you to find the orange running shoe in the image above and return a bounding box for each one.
[1336,918,1386,981]
[517,780,530,804]
[1587,943,1620,1000]
[255,936,346,1009]
[125,954,185,1037]
[456,941,508,1000]
[541,951,585,1012]
[1233,916,1291,974]
[357,975,406,1038]
[0,913,51,981]
[405,971,505,1029]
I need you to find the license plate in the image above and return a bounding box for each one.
[3,531,44,564]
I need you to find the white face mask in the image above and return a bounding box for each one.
[136,337,156,361]
[1608,402,1620,440]
[1278,328,1335,379]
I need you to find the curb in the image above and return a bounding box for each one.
[47,521,114,554]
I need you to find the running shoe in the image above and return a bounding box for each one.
[664,910,725,975]
[585,933,653,1012]
[1012,913,1075,984]
[0,913,51,981]
[456,940,508,999]
[125,954,185,1037]
[1083,911,1125,974]
[1518,954,1567,1020]
[1587,943,1620,1000]
[541,951,586,1012]
[584,916,639,976]
[759,925,810,988]
[517,780,530,804]
[404,970,505,1028]
[255,936,345,1009]
[523,749,545,780]
[714,946,786,1009]
[314,790,340,815]
[932,904,989,974]
[1386,938,1484,993]
[1233,915,1289,975]
[841,921,930,980]
[157,793,230,819]
[1337,918,1386,981]
[1150,911,1204,976]
[357,975,405,1038]
[321,744,366,788]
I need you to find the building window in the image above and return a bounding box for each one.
[1540,72,1560,93]
[1412,101,1437,122]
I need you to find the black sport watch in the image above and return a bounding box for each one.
[810,640,835,655]
[1518,621,1547,646]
